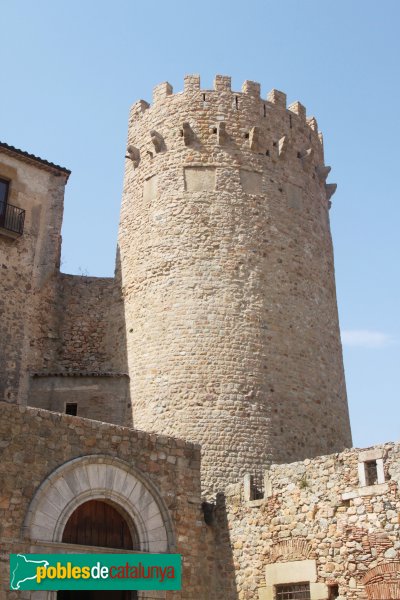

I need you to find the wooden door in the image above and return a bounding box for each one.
[62,500,137,550]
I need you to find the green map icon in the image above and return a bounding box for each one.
[10,554,49,590]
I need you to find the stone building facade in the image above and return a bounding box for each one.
[0,76,398,600]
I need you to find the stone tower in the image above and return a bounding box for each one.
[118,75,352,497]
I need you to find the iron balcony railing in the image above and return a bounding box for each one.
[0,200,25,236]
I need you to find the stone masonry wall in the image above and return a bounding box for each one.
[217,443,400,600]
[0,149,67,405]
[26,272,131,425]
[0,402,217,600]
[47,273,127,374]
[118,75,352,497]
[27,373,130,426]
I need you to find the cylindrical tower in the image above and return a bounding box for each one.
[118,75,352,497]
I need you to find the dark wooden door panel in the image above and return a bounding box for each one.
[62,500,137,550]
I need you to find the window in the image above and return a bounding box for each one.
[358,450,385,487]
[365,460,378,486]
[328,584,339,600]
[0,178,9,204]
[0,176,25,236]
[0,178,9,225]
[276,583,310,600]
[250,472,264,500]
[65,403,78,416]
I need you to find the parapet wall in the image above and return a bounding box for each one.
[0,402,216,600]
[119,74,351,496]
[217,443,400,600]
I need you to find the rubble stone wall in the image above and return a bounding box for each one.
[217,443,400,600]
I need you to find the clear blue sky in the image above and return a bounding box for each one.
[1,1,399,449]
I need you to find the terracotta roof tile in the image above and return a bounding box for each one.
[0,140,71,178]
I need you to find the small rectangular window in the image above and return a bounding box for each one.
[250,473,264,500]
[0,178,9,204]
[365,460,378,486]
[328,584,339,600]
[65,403,78,416]
[0,179,10,226]
[275,583,310,600]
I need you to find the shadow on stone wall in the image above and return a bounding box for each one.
[214,492,239,600]
[25,247,132,427]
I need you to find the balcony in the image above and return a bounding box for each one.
[0,200,25,238]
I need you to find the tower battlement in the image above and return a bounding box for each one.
[132,74,318,124]
[126,75,334,210]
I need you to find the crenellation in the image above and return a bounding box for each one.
[214,74,231,92]
[242,80,261,97]
[152,81,173,103]
[307,116,318,131]
[288,100,307,120]
[184,73,201,92]
[129,98,150,120]
[267,88,287,108]
[122,78,326,182]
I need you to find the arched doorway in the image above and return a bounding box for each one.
[62,500,139,550]
[57,501,139,600]
[24,456,173,600]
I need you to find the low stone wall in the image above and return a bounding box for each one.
[217,443,400,600]
[0,402,216,599]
